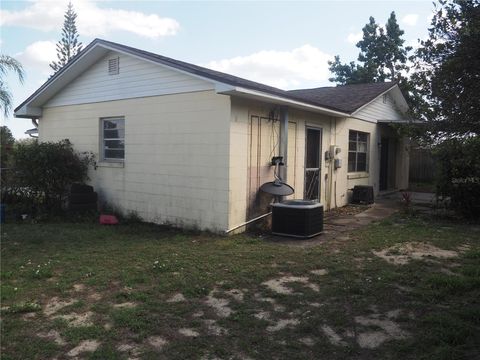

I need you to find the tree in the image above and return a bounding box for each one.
[0,55,24,117]
[411,0,480,140]
[328,12,412,89]
[0,125,15,169]
[50,1,82,73]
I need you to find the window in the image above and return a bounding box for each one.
[348,130,368,172]
[101,117,125,161]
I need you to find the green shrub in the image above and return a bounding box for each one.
[7,139,94,213]
[434,137,480,218]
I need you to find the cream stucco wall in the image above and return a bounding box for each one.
[227,99,410,231]
[227,98,335,231]
[39,90,231,231]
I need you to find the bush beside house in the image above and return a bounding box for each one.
[435,137,480,219]
[1,139,94,217]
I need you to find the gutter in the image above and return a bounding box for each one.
[216,85,351,118]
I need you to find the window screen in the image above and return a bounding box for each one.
[101,117,125,161]
[348,130,368,172]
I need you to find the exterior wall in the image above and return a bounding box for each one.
[227,99,410,232]
[45,51,214,108]
[334,119,409,204]
[354,93,405,122]
[227,98,333,232]
[39,91,231,232]
[335,118,379,205]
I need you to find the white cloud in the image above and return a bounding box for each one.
[16,40,57,77]
[0,0,179,39]
[204,45,333,90]
[347,31,363,44]
[402,14,419,27]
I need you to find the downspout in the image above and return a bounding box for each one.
[28,118,39,138]
[279,106,289,184]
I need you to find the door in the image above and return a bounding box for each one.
[304,128,322,200]
[379,137,389,191]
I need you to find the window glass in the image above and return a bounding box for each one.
[101,117,125,161]
[348,130,369,172]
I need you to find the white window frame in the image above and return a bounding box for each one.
[348,130,369,173]
[100,117,125,162]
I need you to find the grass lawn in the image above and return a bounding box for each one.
[1,213,479,359]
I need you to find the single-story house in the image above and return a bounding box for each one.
[15,39,410,233]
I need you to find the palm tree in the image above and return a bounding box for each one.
[0,55,25,117]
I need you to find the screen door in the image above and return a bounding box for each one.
[304,128,322,200]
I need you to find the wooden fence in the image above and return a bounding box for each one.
[409,147,436,183]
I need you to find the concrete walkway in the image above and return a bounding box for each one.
[267,192,435,247]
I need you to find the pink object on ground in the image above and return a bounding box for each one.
[99,214,119,225]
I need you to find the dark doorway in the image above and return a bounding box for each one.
[379,137,389,191]
[305,128,322,200]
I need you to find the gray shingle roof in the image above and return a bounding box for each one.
[287,82,397,113]
[15,38,398,115]
[101,39,396,113]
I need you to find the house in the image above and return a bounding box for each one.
[15,39,410,233]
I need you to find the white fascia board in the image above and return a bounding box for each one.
[377,119,421,124]
[14,105,42,118]
[14,45,110,118]
[217,85,350,117]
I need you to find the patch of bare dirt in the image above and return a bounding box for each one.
[254,311,271,321]
[146,336,168,351]
[43,297,76,316]
[37,329,66,346]
[357,331,390,349]
[310,269,328,276]
[67,340,100,357]
[224,289,244,302]
[117,343,141,357]
[266,318,300,332]
[354,311,409,349]
[254,294,286,312]
[205,290,233,318]
[88,293,102,301]
[113,302,137,309]
[72,284,85,292]
[326,205,370,217]
[203,319,228,336]
[193,310,204,318]
[21,312,37,320]
[178,328,199,337]
[262,276,319,295]
[373,242,459,265]
[166,293,186,303]
[55,311,94,327]
[321,325,347,346]
[299,337,315,346]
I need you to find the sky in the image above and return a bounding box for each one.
[1,0,435,138]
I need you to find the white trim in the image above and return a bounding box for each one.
[100,116,125,162]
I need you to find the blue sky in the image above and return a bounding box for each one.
[1,0,435,138]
